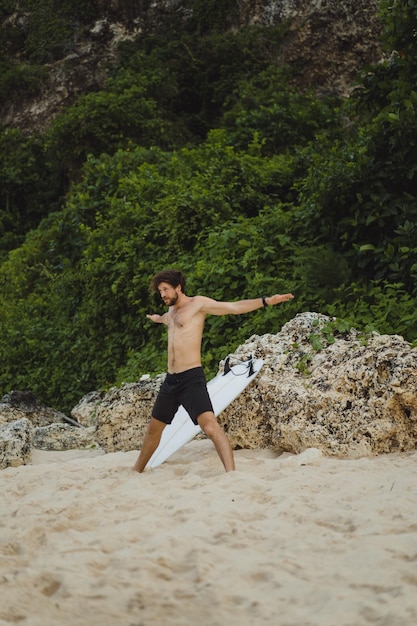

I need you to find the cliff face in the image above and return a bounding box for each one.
[1,0,383,134]
[276,0,384,95]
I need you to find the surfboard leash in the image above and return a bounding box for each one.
[223,353,257,377]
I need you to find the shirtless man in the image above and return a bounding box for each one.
[132,269,294,473]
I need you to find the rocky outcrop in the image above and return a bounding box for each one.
[0,418,32,469]
[32,423,99,452]
[71,390,105,427]
[94,375,165,452]
[1,0,383,132]
[93,312,417,459]
[0,15,140,132]
[0,391,102,468]
[0,390,71,427]
[2,311,416,468]
[220,312,417,457]
[276,0,383,96]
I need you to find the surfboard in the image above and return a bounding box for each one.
[146,356,264,468]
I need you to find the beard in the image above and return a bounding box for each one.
[163,293,179,306]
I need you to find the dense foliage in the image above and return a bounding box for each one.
[0,0,416,412]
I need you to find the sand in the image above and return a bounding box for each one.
[1,440,416,626]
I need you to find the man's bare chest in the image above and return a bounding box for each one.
[169,310,189,329]
[167,308,204,335]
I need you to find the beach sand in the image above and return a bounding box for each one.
[1,440,416,626]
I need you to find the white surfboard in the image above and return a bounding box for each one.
[146,356,264,469]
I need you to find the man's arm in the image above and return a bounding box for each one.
[199,293,294,316]
[146,313,168,324]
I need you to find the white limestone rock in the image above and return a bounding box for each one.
[219,312,417,458]
[94,375,165,452]
[71,391,104,427]
[33,423,101,452]
[0,418,33,469]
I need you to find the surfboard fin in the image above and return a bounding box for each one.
[223,356,231,375]
[224,354,257,377]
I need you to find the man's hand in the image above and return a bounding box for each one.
[146,313,165,323]
[265,293,294,306]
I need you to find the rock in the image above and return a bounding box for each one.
[280,447,323,467]
[0,397,101,469]
[219,312,417,458]
[33,424,101,452]
[94,375,165,452]
[71,391,104,427]
[0,418,33,469]
[0,390,74,428]
[1,390,38,407]
[276,0,383,96]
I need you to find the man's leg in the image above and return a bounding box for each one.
[132,417,166,472]
[197,411,235,472]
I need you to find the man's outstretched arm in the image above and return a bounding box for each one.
[199,293,294,316]
[146,313,168,324]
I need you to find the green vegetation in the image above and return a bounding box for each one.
[0,0,416,412]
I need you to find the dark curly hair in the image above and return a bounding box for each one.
[150,269,186,293]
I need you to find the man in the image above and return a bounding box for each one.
[132,269,294,473]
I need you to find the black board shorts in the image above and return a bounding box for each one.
[152,366,214,425]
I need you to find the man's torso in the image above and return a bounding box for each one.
[166,296,205,373]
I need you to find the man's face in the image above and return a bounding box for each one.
[158,282,181,306]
